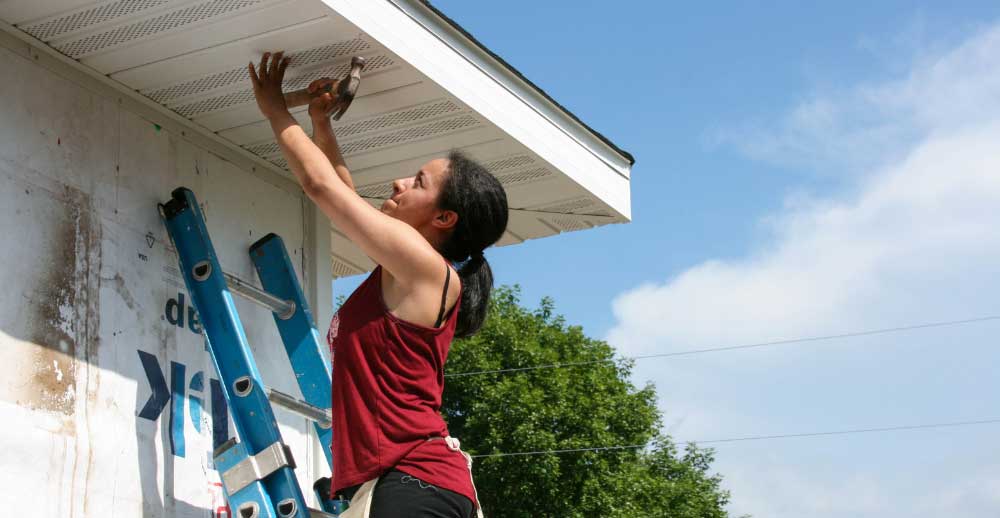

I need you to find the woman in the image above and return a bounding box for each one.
[249,52,507,518]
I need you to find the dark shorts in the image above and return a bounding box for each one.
[340,469,475,518]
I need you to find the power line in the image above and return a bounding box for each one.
[470,417,1000,459]
[472,443,647,458]
[694,418,1000,444]
[446,315,1000,378]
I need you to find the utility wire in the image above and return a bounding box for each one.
[447,315,1000,378]
[470,417,1000,459]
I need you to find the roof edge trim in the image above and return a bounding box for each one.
[388,0,635,171]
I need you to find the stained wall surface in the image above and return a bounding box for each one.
[0,42,327,517]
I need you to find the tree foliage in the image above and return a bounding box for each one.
[442,286,734,517]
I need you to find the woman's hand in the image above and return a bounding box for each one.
[249,52,290,120]
[307,77,340,122]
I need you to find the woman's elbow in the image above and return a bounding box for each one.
[300,174,332,199]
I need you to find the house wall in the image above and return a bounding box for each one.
[0,34,331,517]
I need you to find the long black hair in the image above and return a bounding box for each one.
[437,150,509,338]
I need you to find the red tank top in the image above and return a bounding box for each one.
[326,265,476,506]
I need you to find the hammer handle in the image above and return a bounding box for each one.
[283,82,336,108]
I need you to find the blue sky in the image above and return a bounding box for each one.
[334,2,1000,516]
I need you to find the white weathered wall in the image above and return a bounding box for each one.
[0,37,330,517]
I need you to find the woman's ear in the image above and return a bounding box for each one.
[433,209,459,230]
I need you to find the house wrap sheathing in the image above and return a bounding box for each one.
[0,1,633,515]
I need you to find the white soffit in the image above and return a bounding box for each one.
[0,0,633,278]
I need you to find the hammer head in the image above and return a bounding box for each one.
[330,56,367,120]
[350,56,367,74]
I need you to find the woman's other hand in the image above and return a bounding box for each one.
[249,51,290,119]
[307,77,339,121]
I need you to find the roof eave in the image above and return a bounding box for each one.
[318,0,632,221]
[402,0,635,171]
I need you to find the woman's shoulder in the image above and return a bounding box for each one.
[377,260,461,330]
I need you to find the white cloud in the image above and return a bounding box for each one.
[724,465,890,517]
[914,469,1000,515]
[608,20,1000,518]
[610,124,1000,355]
[709,24,1000,174]
[722,460,1000,518]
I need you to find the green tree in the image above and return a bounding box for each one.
[443,286,734,517]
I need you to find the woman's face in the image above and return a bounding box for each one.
[381,158,452,230]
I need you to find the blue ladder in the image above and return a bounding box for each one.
[159,187,346,517]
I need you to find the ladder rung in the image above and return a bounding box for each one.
[267,387,332,428]
[224,271,296,319]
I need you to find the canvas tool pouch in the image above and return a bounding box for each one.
[337,477,377,518]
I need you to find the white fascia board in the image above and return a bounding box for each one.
[319,0,632,220]
[388,1,633,175]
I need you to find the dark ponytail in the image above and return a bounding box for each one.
[437,150,509,338]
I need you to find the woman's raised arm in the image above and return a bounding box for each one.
[249,52,444,286]
[307,77,355,192]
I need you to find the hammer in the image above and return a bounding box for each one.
[283,56,366,120]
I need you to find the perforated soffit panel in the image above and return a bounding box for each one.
[1,0,632,278]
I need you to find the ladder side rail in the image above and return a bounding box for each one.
[160,188,310,518]
[250,233,334,469]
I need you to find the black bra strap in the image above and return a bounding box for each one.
[434,263,451,328]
